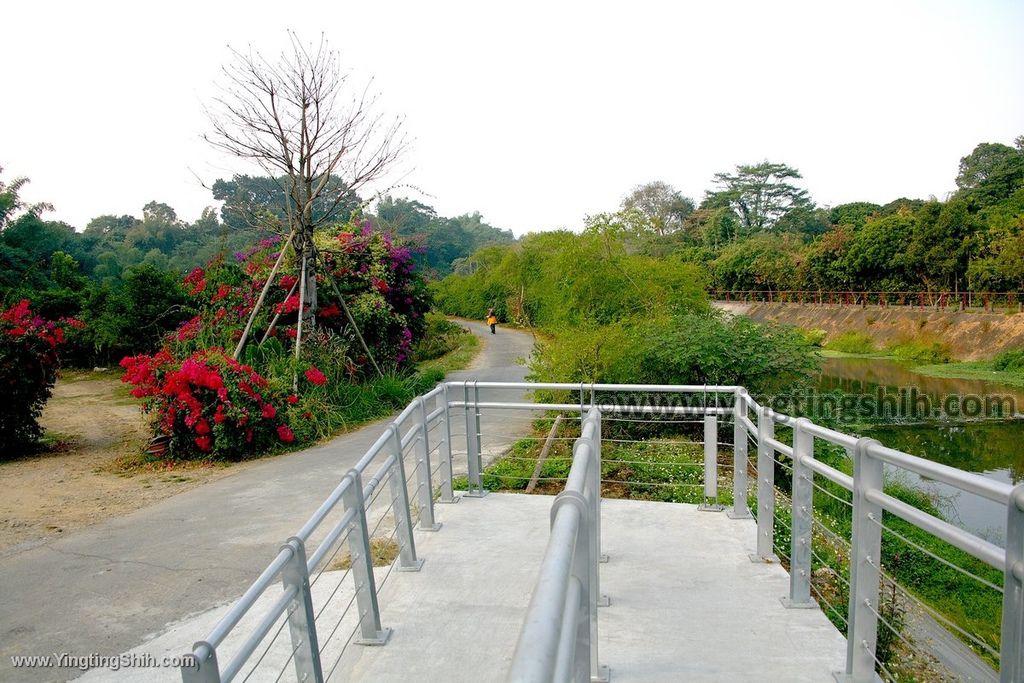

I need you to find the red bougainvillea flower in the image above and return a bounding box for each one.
[279,275,298,290]
[210,284,232,304]
[287,394,299,405]
[195,435,213,452]
[318,303,341,319]
[261,403,277,419]
[277,424,295,443]
[373,278,389,293]
[184,267,207,295]
[304,367,328,386]
[195,419,211,435]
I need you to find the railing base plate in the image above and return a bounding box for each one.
[599,594,611,607]
[833,671,883,683]
[591,664,611,682]
[355,627,393,646]
[748,553,780,564]
[698,503,724,512]
[437,496,462,504]
[419,522,443,532]
[727,510,753,519]
[397,558,425,572]
[599,553,609,563]
[463,490,489,498]
[780,596,816,609]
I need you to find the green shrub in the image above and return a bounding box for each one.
[887,339,951,364]
[529,312,819,397]
[802,328,827,347]
[992,348,1024,372]
[413,314,468,362]
[824,331,875,354]
[0,300,81,455]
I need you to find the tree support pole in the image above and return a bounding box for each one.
[317,253,385,378]
[232,232,295,360]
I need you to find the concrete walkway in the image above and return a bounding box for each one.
[75,494,848,682]
[0,320,535,682]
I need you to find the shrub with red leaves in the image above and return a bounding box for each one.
[1,300,81,453]
[120,348,293,460]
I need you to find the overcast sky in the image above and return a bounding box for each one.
[2,0,1022,236]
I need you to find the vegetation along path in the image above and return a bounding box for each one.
[0,320,533,682]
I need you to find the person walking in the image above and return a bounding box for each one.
[486,307,497,334]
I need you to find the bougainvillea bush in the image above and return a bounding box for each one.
[0,300,82,455]
[120,218,435,461]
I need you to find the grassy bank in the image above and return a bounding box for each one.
[913,360,1024,389]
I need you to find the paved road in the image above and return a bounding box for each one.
[0,320,534,682]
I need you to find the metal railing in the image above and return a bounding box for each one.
[180,381,1023,683]
[506,407,608,683]
[181,383,457,682]
[712,289,1024,311]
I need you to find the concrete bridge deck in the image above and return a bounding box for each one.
[88,493,847,682]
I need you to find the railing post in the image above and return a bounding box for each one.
[593,408,609,566]
[341,469,392,646]
[181,643,219,683]
[699,413,722,512]
[437,384,459,504]
[464,382,486,497]
[582,411,610,682]
[1000,484,1024,683]
[841,438,883,682]
[279,536,325,683]
[728,389,752,520]
[784,418,815,608]
[388,426,425,571]
[414,397,441,531]
[751,405,778,562]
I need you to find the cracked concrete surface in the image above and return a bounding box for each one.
[0,320,533,682]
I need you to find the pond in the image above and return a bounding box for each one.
[816,355,1023,546]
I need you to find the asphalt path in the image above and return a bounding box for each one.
[0,320,535,681]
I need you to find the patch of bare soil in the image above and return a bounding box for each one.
[0,371,234,552]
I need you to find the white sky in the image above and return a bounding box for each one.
[2,0,1022,236]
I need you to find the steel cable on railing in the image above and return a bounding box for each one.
[866,513,1004,593]
[803,474,854,508]
[323,524,403,682]
[863,592,927,668]
[861,639,898,682]
[312,496,403,680]
[809,580,849,628]
[809,545,851,588]
[240,606,294,683]
[811,516,852,549]
[874,562,1000,660]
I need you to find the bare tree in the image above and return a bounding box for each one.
[206,33,407,326]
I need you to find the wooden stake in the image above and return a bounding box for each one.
[526,415,563,493]
[259,280,300,345]
[233,232,295,360]
[317,253,384,378]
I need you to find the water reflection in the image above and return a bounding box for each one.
[818,355,1020,545]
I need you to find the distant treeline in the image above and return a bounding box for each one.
[440,136,1023,303]
[0,171,511,364]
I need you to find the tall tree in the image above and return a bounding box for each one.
[620,181,695,236]
[0,166,52,230]
[206,33,407,326]
[956,142,1020,190]
[705,162,812,235]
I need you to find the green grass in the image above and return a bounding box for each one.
[914,359,1024,388]
[824,331,876,354]
[416,327,480,375]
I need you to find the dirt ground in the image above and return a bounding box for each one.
[0,371,235,553]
